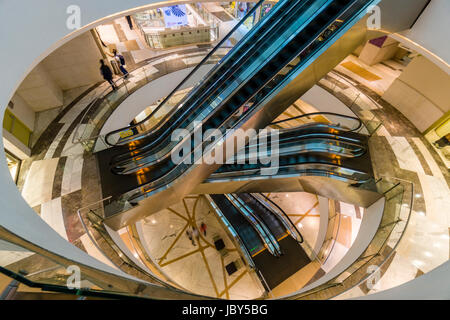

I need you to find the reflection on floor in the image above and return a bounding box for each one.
[326,55,450,299]
[335,54,403,96]
[138,195,264,299]
[264,193,365,297]
[8,46,449,299]
[266,192,320,250]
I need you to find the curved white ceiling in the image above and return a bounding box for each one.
[0,0,448,299]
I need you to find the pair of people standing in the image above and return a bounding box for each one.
[186,226,200,247]
[186,223,208,246]
[99,49,129,90]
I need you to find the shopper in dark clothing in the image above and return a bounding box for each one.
[126,15,133,30]
[112,49,129,79]
[99,60,116,90]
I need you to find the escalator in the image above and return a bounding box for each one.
[96,0,380,227]
[210,193,312,289]
[98,119,371,210]
[209,194,265,258]
[207,122,372,185]
[238,194,287,242]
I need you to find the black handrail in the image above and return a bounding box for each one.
[258,193,304,243]
[270,112,363,132]
[104,0,267,146]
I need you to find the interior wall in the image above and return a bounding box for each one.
[399,0,450,66]
[7,94,35,131]
[16,64,64,111]
[382,55,450,132]
[41,32,104,90]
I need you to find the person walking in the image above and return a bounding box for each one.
[200,222,207,237]
[99,60,117,91]
[112,49,129,79]
[186,229,195,246]
[192,227,200,244]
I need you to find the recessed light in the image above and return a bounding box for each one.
[415,194,422,198]
[298,223,303,228]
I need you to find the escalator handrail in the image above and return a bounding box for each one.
[114,0,376,196]
[270,112,363,132]
[109,0,319,170]
[206,195,256,269]
[225,194,282,257]
[104,0,268,146]
[256,193,305,244]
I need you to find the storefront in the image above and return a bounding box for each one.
[133,4,219,49]
[222,2,273,29]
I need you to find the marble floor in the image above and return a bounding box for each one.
[325,56,450,299]
[137,195,264,299]
[4,32,448,299]
[264,192,365,296]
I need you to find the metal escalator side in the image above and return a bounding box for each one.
[237,193,287,242]
[209,195,264,259]
[105,0,300,155]
[108,0,336,175]
[225,194,282,257]
[110,0,378,182]
[252,193,304,244]
[98,0,380,228]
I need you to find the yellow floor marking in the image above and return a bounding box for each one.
[167,207,189,221]
[158,222,189,264]
[218,270,248,297]
[252,247,267,257]
[287,213,321,217]
[159,247,201,267]
[277,233,290,242]
[294,201,319,226]
[198,242,220,297]
[182,198,191,220]
[341,61,382,81]
[220,255,230,300]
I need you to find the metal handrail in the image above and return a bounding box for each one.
[255,193,304,244]
[104,0,267,146]
[205,195,256,270]
[76,199,175,289]
[226,194,282,257]
[270,111,364,132]
[287,177,413,300]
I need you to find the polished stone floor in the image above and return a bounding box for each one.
[136,195,265,299]
[6,43,449,299]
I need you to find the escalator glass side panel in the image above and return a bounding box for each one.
[210,195,264,257]
[104,0,379,209]
[105,0,296,148]
[109,0,336,174]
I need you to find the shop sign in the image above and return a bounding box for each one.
[162,5,189,28]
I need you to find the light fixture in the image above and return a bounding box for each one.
[417,211,425,217]
[415,194,422,198]
[298,223,303,228]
